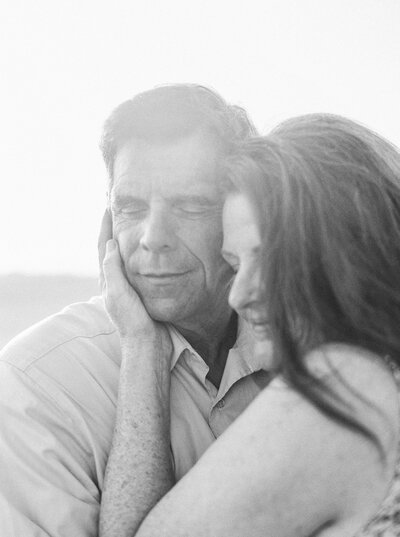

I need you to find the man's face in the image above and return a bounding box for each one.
[109,132,233,327]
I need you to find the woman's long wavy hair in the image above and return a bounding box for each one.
[224,114,400,446]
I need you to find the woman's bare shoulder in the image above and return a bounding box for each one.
[300,343,399,445]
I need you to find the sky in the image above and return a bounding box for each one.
[1,0,400,275]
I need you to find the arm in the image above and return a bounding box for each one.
[103,341,399,536]
[99,239,174,537]
[0,361,100,536]
[134,345,398,537]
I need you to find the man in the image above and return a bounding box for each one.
[0,84,271,536]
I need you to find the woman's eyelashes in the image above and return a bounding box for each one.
[221,250,239,268]
[220,253,238,292]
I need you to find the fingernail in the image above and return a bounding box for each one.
[107,239,116,251]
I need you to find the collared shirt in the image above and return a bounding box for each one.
[168,325,272,478]
[0,296,272,537]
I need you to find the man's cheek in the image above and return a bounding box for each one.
[189,229,224,256]
[115,225,141,253]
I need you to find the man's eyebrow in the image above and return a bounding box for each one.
[170,194,220,205]
[111,193,220,206]
[110,193,142,205]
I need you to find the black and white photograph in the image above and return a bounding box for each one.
[1,1,400,535]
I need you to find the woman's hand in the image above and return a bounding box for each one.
[97,208,172,359]
[102,238,148,335]
[102,238,173,365]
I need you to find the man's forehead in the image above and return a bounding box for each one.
[112,134,224,196]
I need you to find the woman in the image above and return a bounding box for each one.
[100,114,400,536]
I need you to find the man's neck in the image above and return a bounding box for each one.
[175,310,238,389]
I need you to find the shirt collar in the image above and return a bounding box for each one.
[217,319,273,397]
[167,319,274,378]
[167,324,199,371]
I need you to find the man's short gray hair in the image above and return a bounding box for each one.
[100,84,257,186]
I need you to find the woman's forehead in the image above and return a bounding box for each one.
[222,192,261,252]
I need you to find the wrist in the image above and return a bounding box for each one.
[119,332,173,370]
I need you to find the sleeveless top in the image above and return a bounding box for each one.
[354,357,400,537]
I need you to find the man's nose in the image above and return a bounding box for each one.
[139,205,177,253]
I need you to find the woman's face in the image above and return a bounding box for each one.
[222,192,269,341]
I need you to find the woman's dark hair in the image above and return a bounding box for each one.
[224,113,400,447]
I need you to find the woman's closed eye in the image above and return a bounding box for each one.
[221,252,241,276]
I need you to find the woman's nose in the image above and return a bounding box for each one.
[229,265,264,313]
[229,273,255,312]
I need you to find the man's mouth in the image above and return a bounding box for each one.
[142,272,186,276]
[138,271,190,283]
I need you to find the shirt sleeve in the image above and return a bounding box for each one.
[0,361,100,537]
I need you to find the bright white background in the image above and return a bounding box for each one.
[1,0,399,275]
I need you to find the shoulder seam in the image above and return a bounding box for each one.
[26,329,118,371]
[0,360,76,423]
[1,328,117,372]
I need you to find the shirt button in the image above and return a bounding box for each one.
[216,399,225,409]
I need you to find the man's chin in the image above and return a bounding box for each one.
[141,297,185,324]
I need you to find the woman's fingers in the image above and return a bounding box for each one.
[103,239,126,298]
[102,240,173,357]
[98,209,113,289]
[102,239,150,335]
